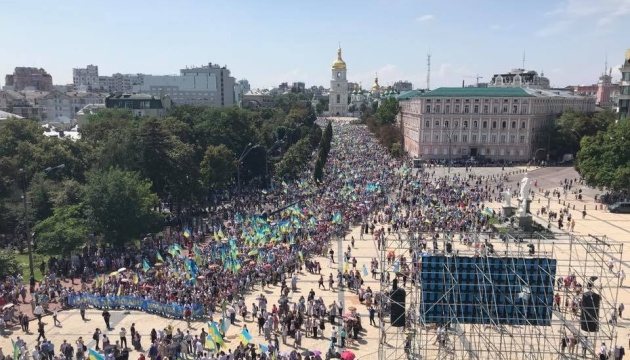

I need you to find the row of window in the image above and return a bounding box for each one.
[424,147,526,157]
[424,119,527,130]
[423,134,526,144]
[425,104,527,115]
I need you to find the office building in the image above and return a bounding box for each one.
[399,87,595,161]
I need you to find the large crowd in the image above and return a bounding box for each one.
[1,119,548,360]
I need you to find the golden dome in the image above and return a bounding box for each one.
[626,49,630,61]
[372,76,380,90]
[332,46,347,70]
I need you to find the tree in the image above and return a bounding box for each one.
[200,144,237,189]
[577,120,630,191]
[316,98,329,115]
[391,142,404,158]
[0,250,20,278]
[84,168,160,247]
[33,204,89,255]
[545,109,617,159]
[376,98,400,125]
[276,138,311,180]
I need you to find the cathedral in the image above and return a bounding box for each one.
[327,46,399,116]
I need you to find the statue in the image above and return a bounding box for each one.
[517,175,532,216]
[502,190,512,207]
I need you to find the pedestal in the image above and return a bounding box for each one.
[502,206,515,218]
[516,214,533,232]
[517,199,533,214]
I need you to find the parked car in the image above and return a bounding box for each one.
[609,202,630,214]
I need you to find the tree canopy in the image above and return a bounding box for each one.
[576,120,630,191]
[0,98,322,258]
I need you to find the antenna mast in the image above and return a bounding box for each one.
[427,52,431,91]
[522,51,526,69]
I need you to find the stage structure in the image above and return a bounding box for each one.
[378,231,622,360]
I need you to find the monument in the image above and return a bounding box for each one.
[516,174,533,230]
[502,190,515,217]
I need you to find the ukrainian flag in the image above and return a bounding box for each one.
[142,259,150,272]
[239,328,253,345]
[88,349,104,360]
[183,228,191,239]
[156,251,164,262]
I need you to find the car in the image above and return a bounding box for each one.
[608,202,630,214]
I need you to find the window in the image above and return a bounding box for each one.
[455,105,460,113]
[463,120,469,128]
[493,106,498,114]
[500,149,505,156]
[472,134,477,143]
[511,121,516,129]
[435,120,440,126]
[462,134,468,143]
[445,105,450,113]
[500,135,506,143]
[502,106,508,113]
[509,134,515,143]
[492,121,497,129]
[473,120,478,128]
[491,135,497,143]
[464,105,469,113]
[501,121,507,129]
[435,105,441,113]
[444,120,450,127]
[474,105,479,113]
[482,121,488,129]
[336,94,340,103]
[425,105,431,113]
[521,121,526,129]
[483,105,488,113]
[512,105,518,114]
[519,135,525,143]
[481,134,487,143]
[425,120,430,128]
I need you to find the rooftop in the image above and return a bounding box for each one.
[396,90,427,100]
[107,93,157,100]
[419,87,535,98]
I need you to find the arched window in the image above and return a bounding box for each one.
[336,94,340,103]
[502,121,507,129]
[425,120,430,128]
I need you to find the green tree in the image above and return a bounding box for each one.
[201,144,237,189]
[0,250,20,278]
[577,120,630,191]
[276,137,311,180]
[33,204,89,255]
[84,168,160,247]
[391,142,404,158]
[376,98,400,125]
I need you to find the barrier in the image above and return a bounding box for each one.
[67,294,204,319]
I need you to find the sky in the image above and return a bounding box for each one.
[1,0,629,90]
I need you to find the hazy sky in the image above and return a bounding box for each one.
[1,0,629,90]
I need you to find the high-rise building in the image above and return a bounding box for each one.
[73,65,100,90]
[618,49,630,121]
[488,69,550,89]
[329,46,349,116]
[4,67,53,91]
[132,63,235,107]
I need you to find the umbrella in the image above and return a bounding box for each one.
[118,267,127,273]
[341,350,355,360]
[302,350,315,356]
[312,351,322,356]
[2,303,15,310]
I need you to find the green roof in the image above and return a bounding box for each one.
[396,90,426,100]
[419,87,534,98]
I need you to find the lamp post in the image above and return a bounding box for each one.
[237,143,259,194]
[265,139,284,189]
[20,164,65,279]
[442,123,458,174]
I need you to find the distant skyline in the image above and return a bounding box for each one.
[1,0,629,90]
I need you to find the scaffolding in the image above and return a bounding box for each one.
[379,230,623,360]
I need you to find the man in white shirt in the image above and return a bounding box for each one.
[600,342,608,360]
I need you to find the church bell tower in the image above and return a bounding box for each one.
[329,46,349,116]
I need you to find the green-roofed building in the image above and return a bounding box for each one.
[397,86,595,162]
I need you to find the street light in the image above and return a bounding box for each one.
[237,143,260,194]
[265,139,284,189]
[442,122,458,174]
[20,164,65,279]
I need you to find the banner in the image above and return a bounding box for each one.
[68,294,204,319]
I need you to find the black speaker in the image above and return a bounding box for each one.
[390,279,406,327]
[580,291,601,332]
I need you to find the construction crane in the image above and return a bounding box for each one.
[464,74,483,86]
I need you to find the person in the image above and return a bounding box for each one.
[102,310,111,329]
[620,269,626,287]
[37,321,46,341]
[79,303,86,321]
[369,306,376,326]
[120,327,128,349]
[93,329,102,351]
[34,303,44,322]
[619,303,625,318]
[53,309,61,327]
[583,336,591,358]
[601,342,608,360]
